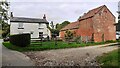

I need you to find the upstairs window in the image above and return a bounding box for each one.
[38,23,44,29]
[18,23,24,29]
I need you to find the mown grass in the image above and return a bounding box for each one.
[96,49,119,68]
[2,40,118,52]
[3,41,85,52]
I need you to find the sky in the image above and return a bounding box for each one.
[8,0,120,25]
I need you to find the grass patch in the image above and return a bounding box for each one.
[3,41,85,52]
[96,49,119,68]
[2,40,117,52]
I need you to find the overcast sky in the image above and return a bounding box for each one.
[8,0,119,25]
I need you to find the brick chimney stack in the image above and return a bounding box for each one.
[43,14,46,19]
[11,12,13,18]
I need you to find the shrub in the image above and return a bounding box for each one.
[9,33,31,47]
[105,40,116,43]
[74,36,81,44]
[65,30,74,43]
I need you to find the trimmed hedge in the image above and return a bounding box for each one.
[10,33,31,47]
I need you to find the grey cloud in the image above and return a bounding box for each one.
[10,2,118,24]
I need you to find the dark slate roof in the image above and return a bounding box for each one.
[10,17,49,24]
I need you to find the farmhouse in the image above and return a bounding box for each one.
[10,12,51,39]
[60,5,116,42]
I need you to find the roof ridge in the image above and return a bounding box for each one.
[79,5,106,20]
[89,5,105,12]
[12,17,43,20]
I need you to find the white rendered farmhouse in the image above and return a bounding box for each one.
[10,12,51,39]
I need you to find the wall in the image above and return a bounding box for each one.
[10,22,51,38]
[93,7,116,42]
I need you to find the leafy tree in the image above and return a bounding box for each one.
[56,21,70,30]
[0,1,10,38]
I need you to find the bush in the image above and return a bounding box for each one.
[9,33,31,47]
[74,36,81,44]
[105,40,116,43]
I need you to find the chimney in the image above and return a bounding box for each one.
[43,14,46,19]
[10,12,13,18]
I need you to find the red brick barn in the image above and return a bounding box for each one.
[60,5,116,42]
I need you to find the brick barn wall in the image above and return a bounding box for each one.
[60,29,78,39]
[71,18,94,42]
[93,7,116,42]
[76,18,94,37]
[59,31,65,39]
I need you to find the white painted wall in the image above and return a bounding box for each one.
[10,22,51,38]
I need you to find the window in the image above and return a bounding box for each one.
[38,23,44,29]
[39,32,43,38]
[18,23,23,29]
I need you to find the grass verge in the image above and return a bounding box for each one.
[96,49,119,68]
[2,41,118,52]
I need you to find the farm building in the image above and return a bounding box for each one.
[60,5,116,42]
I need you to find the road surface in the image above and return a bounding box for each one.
[1,39,34,66]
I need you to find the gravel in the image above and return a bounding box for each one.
[23,43,119,66]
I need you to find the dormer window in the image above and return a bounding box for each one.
[18,23,24,29]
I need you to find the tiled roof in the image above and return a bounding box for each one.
[61,21,80,31]
[61,5,106,31]
[10,17,49,24]
[79,5,105,20]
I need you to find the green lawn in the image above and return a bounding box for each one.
[96,49,119,68]
[2,40,118,52]
[2,41,86,52]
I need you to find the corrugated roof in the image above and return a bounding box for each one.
[10,17,49,24]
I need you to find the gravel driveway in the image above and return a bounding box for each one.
[23,43,119,66]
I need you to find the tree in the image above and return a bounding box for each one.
[50,21,54,29]
[0,1,10,38]
[56,21,70,30]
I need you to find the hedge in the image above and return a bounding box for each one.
[9,33,31,47]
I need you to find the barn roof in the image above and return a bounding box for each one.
[60,21,79,31]
[10,17,49,24]
[78,5,105,20]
